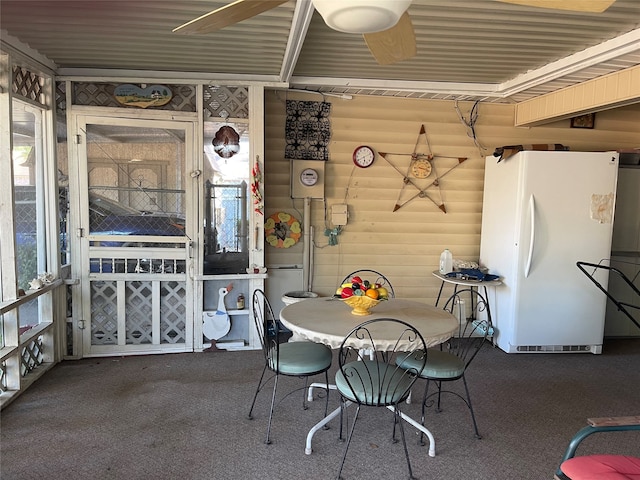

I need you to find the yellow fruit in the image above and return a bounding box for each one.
[376,287,389,299]
[365,289,379,300]
[336,287,343,296]
[341,282,352,288]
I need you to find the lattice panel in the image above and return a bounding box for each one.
[21,336,44,376]
[91,281,118,345]
[55,81,67,112]
[125,281,153,345]
[12,66,47,106]
[160,281,186,344]
[72,83,196,111]
[90,279,187,346]
[170,85,198,112]
[203,85,248,119]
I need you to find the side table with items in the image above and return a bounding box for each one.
[432,271,502,341]
[432,270,502,307]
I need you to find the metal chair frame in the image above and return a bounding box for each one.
[335,318,427,480]
[419,288,493,441]
[339,269,396,298]
[554,416,640,479]
[340,269,396,363]
[247,289,331,444]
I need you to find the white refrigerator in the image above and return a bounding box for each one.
[479,151,619,354]
[605,165,640,337]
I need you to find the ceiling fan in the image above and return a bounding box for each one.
[173,0,416,65]
[497,0,615,12]
[172,0,616,66]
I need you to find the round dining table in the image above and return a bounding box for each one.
[279,296,459,456]
[279,297,459,349]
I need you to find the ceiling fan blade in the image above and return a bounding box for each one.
[496,0,615,13]
[363,12,416,65]
[173,0,288,34]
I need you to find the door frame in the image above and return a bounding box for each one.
[68,110,199,357]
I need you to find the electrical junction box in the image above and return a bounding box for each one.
[290,160,325,199]
[332,204,348,226]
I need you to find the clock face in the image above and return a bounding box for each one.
[353,145,375,168]
[300,168,319,186]
[411,158,432,179]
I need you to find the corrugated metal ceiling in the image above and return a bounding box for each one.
[1,0,640,103]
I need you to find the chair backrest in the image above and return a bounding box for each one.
[340,269,395,298]
[554,416,640,479]
[252,289,280,371]
[441,288,493,368]
[337,318,426,407]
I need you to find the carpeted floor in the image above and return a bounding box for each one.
[1,338,639,480]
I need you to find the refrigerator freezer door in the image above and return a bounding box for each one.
[479,155,522,351]
[611,168,640,254]
[606,167,640,337]
[481,151,619,352]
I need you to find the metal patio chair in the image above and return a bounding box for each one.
[554,416,640,479]
[335,318,426,479]
[398,288,493,441]
[247,289,332,444]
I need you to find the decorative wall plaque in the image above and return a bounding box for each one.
[114,84,172,108]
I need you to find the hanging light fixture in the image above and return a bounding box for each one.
[312,0,412,34]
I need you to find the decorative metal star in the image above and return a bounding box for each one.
[379,124,467,213]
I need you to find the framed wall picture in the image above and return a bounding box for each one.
[570,113,595,129]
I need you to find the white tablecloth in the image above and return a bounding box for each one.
[279,297,458,350]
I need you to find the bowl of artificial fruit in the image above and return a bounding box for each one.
[335,275,390,315]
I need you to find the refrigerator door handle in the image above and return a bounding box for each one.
[524,195,535,278]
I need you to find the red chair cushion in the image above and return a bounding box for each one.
[561,455,640,479]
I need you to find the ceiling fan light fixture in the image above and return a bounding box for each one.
[312,0,412,34]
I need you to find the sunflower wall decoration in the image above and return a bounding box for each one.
[265,212,301,248]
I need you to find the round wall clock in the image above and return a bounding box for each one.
[353,145,375,168]
[411,158,432,178]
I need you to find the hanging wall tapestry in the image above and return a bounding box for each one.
[285,100,331,160]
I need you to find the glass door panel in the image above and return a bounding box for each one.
[74,116,194,356]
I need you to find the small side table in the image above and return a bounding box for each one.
[432,270,502,307]
[432,271,502,346]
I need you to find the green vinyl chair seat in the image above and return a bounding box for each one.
[269,342,332,376]
[335,360,414,406]
[334,318,427,479]
[397,348,465,380]
[248,289,332,445]
[396,288,494,441]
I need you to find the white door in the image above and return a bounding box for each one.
[71,114,197,357]
[513,152,618,346]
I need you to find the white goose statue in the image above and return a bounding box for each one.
[203,283,233,348]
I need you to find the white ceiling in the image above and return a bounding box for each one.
[2,0,640,103]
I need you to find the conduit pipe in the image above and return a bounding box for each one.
[303,197,311,291]
[308,225,315,292]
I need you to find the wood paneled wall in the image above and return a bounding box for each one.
[264,91,640,303]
